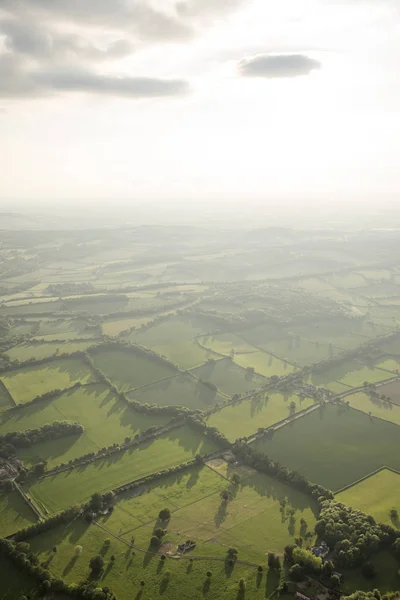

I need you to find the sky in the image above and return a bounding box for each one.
[0,0,399,207]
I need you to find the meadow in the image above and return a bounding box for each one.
[206,393,316,442]
[191,358,265,397]
[127,373,224,410]
[89,348,177,392]
[25,426,219,513]
[345,391,400,427]
[233,352,298,378]
[0,358,97,405]
[336,468,400,527]
[5,339,98,362]
[0,491,38,538]
[378,379,400,405]
[0,381,14,412]
[252,404,400,491]
[0,384,170,469]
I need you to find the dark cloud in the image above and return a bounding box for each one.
[239,54,321,78]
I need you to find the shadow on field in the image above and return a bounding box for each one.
[214,501,228,528]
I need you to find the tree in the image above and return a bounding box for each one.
[330,574,341,589]
[206,571,212,578]
[289,564,304,582]
[361,562,376,580]
[89,555,105,575]
[393,538,400,557]
[390,508,398,519]
[34,462,46,476]
[75,545,83,556]
[90,493,103,512]
[238,578,246,592]
[231,473,240,485]
[158,508,171,521]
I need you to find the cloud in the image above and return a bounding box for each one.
[0,55,189,98]
[239,54,321,78]
[176,0,245,18]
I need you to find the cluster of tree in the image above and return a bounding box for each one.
[0,537,116,600]
[114,460,196,496]
[315,499,400,567]
[186,414,232,449]
[342,590,400,600]
[0,421,83,459]
[233,441,333,502]
[46,282,95,296]
[14,505,81,541]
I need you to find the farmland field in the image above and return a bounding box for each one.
[378,379,400,405]
[127,373,224,409]
[5,339,98,362]
[345,391,400,426]
[0,358,97,404]
[233,352,298,378]
[191,358,265,397]
[90,347,177,392]
[0,381,14,411]
[206,393,316,442]
[0,491,38,537]
[25,426,219,513]
[0,384,170,469]
[252,404,400,491]
[336,468,400,527]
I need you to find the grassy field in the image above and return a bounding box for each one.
[307,359,396,392]
[341,551,400,595]
[90,348,177,392]
[28,519,280,600]
[198,332,258,356]
[206,393,316,442]
[0,384,170,469]
[0,381,14,412]
[345,392,400,426]
[0,491,38,537]
[252,404,400,491]
[233,352,298,378]
[0,358,97,405]
[95,464,318,563]
[131,316,219,370]
[378,379,400,405]
[25,426,218,513]
[103,315,155,336]
[191,359,265,397]
[0,556,38,600]
[5,339,98,362]
[336,469,400,527]
[127,373,224,410]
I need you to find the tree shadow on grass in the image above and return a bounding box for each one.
[186,562,193,574]
[202,578,211,595]
[214,501,228,528]
[256,571,263,589]
[390,514,400,530]
[63,554,79,576]
[266,568,279,597]
[159,574,170,595]
[101,561,114,579]
[135,591,143,600]
[236,589,245,600]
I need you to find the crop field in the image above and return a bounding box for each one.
[206,393,316,442]
[0,358,97,405]
[102,315,155,336]
[233,351,298,378]
[25,426,219,513]
[131,316,218,370]
[5,339,98,362]
[378,379,400,405]
[252,404,400,491]
[90,348,177,392]
[191,358,265,397]
[345,392,400,426]
[29,520,279,600]
[0,384,170,469]
[127,373,224,409]
[0,491,38,537]
[336,468,400,527]
[307,360,396,392]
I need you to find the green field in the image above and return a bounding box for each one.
[97,464,318,563]
[0,384,170,469]
[252,404,400,491]
[233,352,298,378]
[90,348,177,392]
[127,373,224,410]
[206,393,316,442]
[307,359,396,392]
[5,339,98,362]
[378,379,400,405]
[345,391,400,426]
[25,426,218,513]
[131,316,219,369]
[0,358,97,404]
[341,551,400,595]
[191,359,265,397]
[198,332,258,356]
[103,315,155,336]
[0,381,14,412]
[28,519,279,600]
[336,468,400,527]
[0,491,38,537]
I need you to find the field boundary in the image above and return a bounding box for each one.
[335,465,400,495]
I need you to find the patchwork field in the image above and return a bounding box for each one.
[336,468,400,527]
[345,391,400,426]
[0,381,14,412]
[0,491,38,537]
[0,384,170,469]
[233,352,298,378]
[25,426,219,513]
[307,360,396,392]
[0,358,97,405]
[5,339,98,362]
[127,373,224,410]
[206,393,316,442]
[378,379,400,405]
[252,404,400,491]
[90,348,177,392]
[191,358,265,397]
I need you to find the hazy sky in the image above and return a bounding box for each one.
[1,0,399,205]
